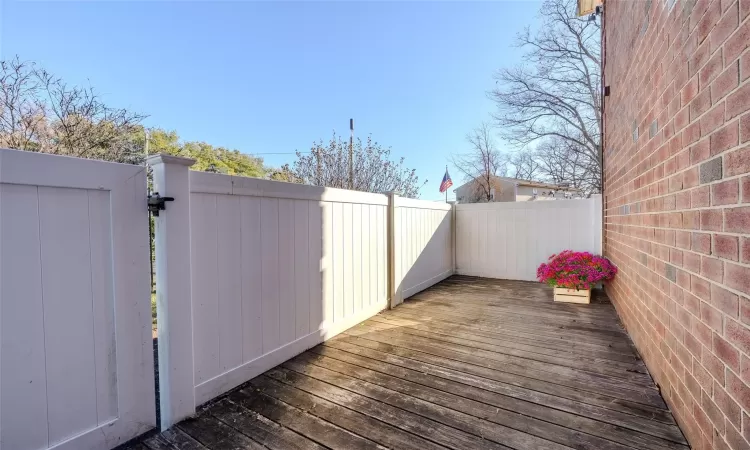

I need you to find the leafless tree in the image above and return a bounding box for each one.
[490,0,601,192]
[292,133,426,198]
[506,150,542,180]
[451,122,507,202]
[0,56,145,163]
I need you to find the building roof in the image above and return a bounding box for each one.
[452,175,581,193]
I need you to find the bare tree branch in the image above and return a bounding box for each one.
[490,0,601,192]
[291,133,426,198]
[451,122,508,202]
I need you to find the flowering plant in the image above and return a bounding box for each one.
[537,250,617,290]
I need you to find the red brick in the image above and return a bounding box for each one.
[725,206,750,232]
[665,194,677,210]
[741,113,750,143]
[682,76,700,106]
[742,176,750,203]
[701,392,726,432]
[695,315,714,345]
[692,89,713,121]
[742,296,750,326]
[742,237,750,263]
[684,166,701,188]
[714,381,742,427]
[686,251,703,273]
[725,145,750,176]
[693,232,713,254]
[712,179,740,205]
[703,349,726,381]
[742,0,750,20]
[701,209,724,230]
[726,369,750,412]
[701,101,726,135]
[743,355,750,384]
[726,319,750,355]
[742,52,750,83]
[696,0,722,45]
[714,333,741,370]
[703,301,724,331]
[677,191,691,209]
[711,61,740,104]
[725,17,750,64]
[678,230,693,249]
[684,121,702,145]
[712,283,740,316]
[710,120,739,155]
[693,274,712,300]
[701,256,724,282]
[676,105,691,131]
[691,138,711,164]
[699,49,723,88]
[726,262,750,295]
[690,40,711,78]
[727,82,750,120]
[692,186,711,207]
[710,1,740,53]
[714,234,740,261]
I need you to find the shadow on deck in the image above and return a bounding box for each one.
[128,276,688,450]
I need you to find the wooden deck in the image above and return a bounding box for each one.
[129,276,688,450]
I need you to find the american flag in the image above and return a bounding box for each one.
[439,167,453,193]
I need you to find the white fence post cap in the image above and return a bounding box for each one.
[146,153,196,167]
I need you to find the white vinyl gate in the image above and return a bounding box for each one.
[0,149,156,450]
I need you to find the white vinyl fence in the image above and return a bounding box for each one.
[391,196,453,306]
[1,148,606,448]
[455,195,602,281]
[150,155,389,429]
[0,149,155,450]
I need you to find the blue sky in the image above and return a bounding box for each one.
[1,0,539,200]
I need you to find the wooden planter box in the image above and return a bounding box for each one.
[553,287,591,304]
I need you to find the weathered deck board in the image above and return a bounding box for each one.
[125,276,687,450]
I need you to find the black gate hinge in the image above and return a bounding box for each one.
[147,193,174,217]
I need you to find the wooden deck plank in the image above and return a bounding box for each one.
[247,374,452,450]
[145,428,209,450]
[341,325,667,407]
[263,366,542,450]
[207,399,327,450]
[124,277,686,450]
[284,352,683,450]
[380,308,640,357]
[307,345,687,446]
[361,316,651,382]
[176,415,266,450]
[230,384,386,450]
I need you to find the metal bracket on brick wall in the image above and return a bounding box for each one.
[147,193,175,217]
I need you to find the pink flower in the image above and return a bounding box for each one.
[537,250,617,290]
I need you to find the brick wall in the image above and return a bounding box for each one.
[603,0,750,448]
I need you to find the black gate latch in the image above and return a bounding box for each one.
[147,193,174,217]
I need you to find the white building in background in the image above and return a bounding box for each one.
[453,176,582,203]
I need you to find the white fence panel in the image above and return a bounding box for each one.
[1,149,154,450]
[392,197,453,306]
[455,196,602,281]
[189,172,389,406]
[151,155,390,429]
